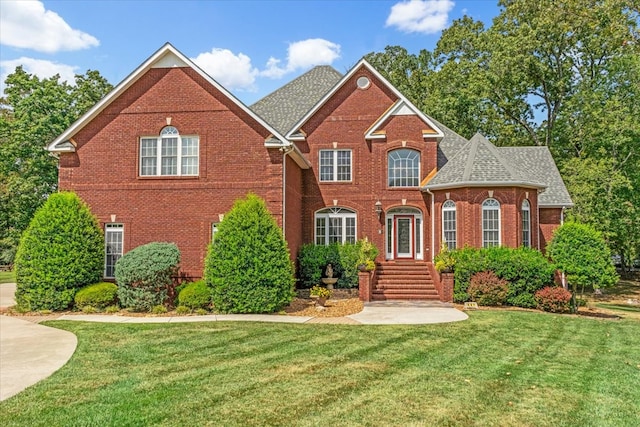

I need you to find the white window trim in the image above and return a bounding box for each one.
[442,200,457,250]
[482,198,501,248]
[104,223,124,278]
[388,148,421,187]
[522,199,531,248]
[318,149,352,182]
[140,126,199,177]
[315,207,357,245]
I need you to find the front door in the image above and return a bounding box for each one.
[386,208,424,261]
[395,215,413,259]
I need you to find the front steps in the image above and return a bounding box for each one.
[372,261,440,301]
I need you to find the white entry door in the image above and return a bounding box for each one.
[386,208,423,260]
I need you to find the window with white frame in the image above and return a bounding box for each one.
[315,207,356,245]
[522,199,531,248]
[442,200,457,250]
[388,148,420,187]
[319,150,351,182]
[140,126,199,176]
[482,198,500,248]
[104,224,123,278]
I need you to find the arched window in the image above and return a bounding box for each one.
[482,198,500,247]
[140,126,199,176]
[522,199,531,248]
[388,149,420,187]
[442,200,457,250]
[315,207,357,245]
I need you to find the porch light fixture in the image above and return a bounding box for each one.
[374,200,383,219]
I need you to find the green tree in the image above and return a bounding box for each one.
[205,194,295,313]
[0,67,112,264]
[14,192,104,311]
[547,222,618,312]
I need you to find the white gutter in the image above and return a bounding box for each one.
[280,145,294,238]
[425,188,435,261]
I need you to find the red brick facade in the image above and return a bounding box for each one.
[51,46,568,302]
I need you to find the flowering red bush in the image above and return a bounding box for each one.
[535,286,572,313]
[467,271,509,306]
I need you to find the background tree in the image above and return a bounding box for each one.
[205,194,295,313]
[366,0,639,268]
[14,192,104,311]
[547,222,618,312]
[0,67,112,265]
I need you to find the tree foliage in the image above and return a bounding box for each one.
[205,194,295,313]
[547,222,618,311]
[0,67,112,264]
[14,192,104,311]
[366,0,640,266]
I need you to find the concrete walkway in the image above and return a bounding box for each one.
[0,283,78,401]
[0,282,467,401]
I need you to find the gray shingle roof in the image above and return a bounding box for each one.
[250,66,342,135]
[425,133,546,189]
[499,147,573,207]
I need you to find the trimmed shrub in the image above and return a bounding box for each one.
[467,271,509,306]
[453,246,555,307]
[547,222,618,311]
[205,194,295,313]
[178,280,211,310]
[535,286,572,313]
[115,242,180,312]
[74,282,118,309]
[14,192,104,311]
[298,239,378,288]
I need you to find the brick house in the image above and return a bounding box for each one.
[47,43,572,302]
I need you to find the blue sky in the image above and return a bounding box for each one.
[0,0,500,105]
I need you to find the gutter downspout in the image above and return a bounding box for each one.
[425,188,435,261]
[537,190,541,251]
[561,206,566,289]
[280,145,294,238]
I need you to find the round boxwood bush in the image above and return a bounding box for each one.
[14,192,104,311]
[115,242,180,312]
[205,194,295,313]
[178,280,211,310]
[74,282,118,309]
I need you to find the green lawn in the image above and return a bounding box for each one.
[0,270,15,284]
[1,312,639,427]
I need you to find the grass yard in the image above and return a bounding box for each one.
[1,312,639,426]
[0,270,15,284]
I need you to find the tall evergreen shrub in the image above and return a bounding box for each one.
[14,192,104,311]
[205,194,294,313]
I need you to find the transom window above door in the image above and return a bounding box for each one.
[388,148,420,187]
[319,149,352,182]
[315,207,357,245]
[140,126,199,176]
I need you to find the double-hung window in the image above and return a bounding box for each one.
[442,200,457,250]
[388,148,420,187]
[522,199,531,248]
[140,126,199,176]
[319,150,351,182]
[104,224,123,278]
[482,198,500,248]
[315,208,357,245]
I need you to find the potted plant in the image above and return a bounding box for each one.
[310,285,332,306]
[434,242,456,273]
[356,237,378,272]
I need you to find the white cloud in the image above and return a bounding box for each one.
[261,38,341,78]
[191,48,259,91]
[386,0,455,34]
[0,1,99,53]
[1,57,79,94]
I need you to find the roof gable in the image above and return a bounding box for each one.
[364,99,442,140]
[47,43,311,167]
[285,59,444,141]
